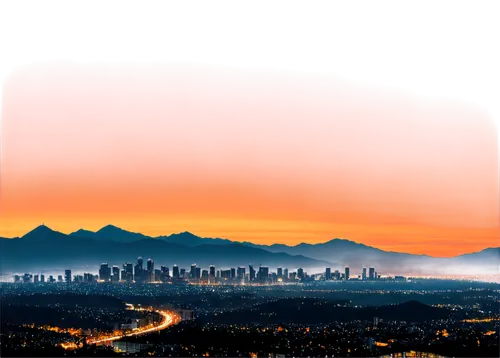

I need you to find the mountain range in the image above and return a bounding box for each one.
[1,224,498,277]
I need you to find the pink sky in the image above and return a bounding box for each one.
[1,62,498,256]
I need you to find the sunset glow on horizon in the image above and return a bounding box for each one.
[1,62,497,257]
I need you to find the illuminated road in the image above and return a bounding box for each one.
[86,306,180,346]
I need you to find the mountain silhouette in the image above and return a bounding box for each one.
[69,225,151,243]
[1,225,498,277]
[453,247,500,266]
[158,231,233,246]
[1,225,334,274]
[22,225,67,241]
[69,225,232,246]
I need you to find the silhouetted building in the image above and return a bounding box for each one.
[237,266,246,282]
[258,266,269,283]
[190,264,197,279]
[209,265,216,283]
[334,270,340,280]
[369,267,375,280]
[249,265,256,282]
[284,268,288,280]
[34,275,39,283]
[57,275,63,282]
[99,264,111,282]
[297,268,304,280]
[277,267,283,278]
[112,266,120,282]
[345,267,350,281]
[201,269,209,282]
[40,274,45,283]
[325,267,332,280]
[173,265,179,279]
[147,258,154,283]
[362,267,367,280]
[65,269,72,283]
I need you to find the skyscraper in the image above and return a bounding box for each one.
[334,270,340,280]
[345,267,350,281]
[201,269,209,282]
[283,268,289,280]
[237,267,246,282]
[124,262,134,282]
[258,266,269,283]
[40,274,45,283]
[369,267,375,280]
[297,268,304,280]
[362,267,367,281]
[277,267,283,278]
[195,267,201,279]
[173,265,179,279]
[34,275,39,283]
[249,265,256,282]
[190,264,197,279]
[112,266,120,282]
[99,264,111,282]
[147,258,154,282]
[65,269,72,283]
[230,268,236,279]
[325,268,332,280]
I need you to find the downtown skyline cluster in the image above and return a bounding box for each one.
[14,255,404,285]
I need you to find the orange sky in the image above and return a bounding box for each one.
[1,62,498,257]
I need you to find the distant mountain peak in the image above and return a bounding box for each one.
[22,224,65,240]
[172,231,198,237]
[97,224,123,232]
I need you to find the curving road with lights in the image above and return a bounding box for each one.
[87,307,180,346]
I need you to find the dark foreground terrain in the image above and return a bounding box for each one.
[1,281,499,357]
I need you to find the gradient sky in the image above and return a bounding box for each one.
[1,62,498,257]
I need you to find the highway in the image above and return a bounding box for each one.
[60,305,181,348]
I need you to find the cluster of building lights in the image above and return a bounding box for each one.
[15,257,400,285]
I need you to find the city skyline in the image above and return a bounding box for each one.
[1,63,497,257]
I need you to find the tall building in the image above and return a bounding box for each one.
[249,265,256,282]
[112,266,120,282]
[297,268,304,280]
[201,269,209,282]
[283,268,289,280]
[135,258,145,283]
[123,263,134,282]
[34,275,39,283]
[40,274,45,283]
[362,267,367,281]
[65,269,72,283]
[258,266,269,283]
[277,267,283,278]
[137,257,144,271]
[237,267,246,282]
[161,265,169,276]
[325,268,331,280]
[57,275,63,283]
[190,264,197,279]
[99,264,111,282]
[209,265,215,277]
[172,265,180,279]
[147,258,154,282]
[230,268,236,279]
[195,267,201,279]
[334,270,340,280]
[369,267,375,280]
[345,267,350,281]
